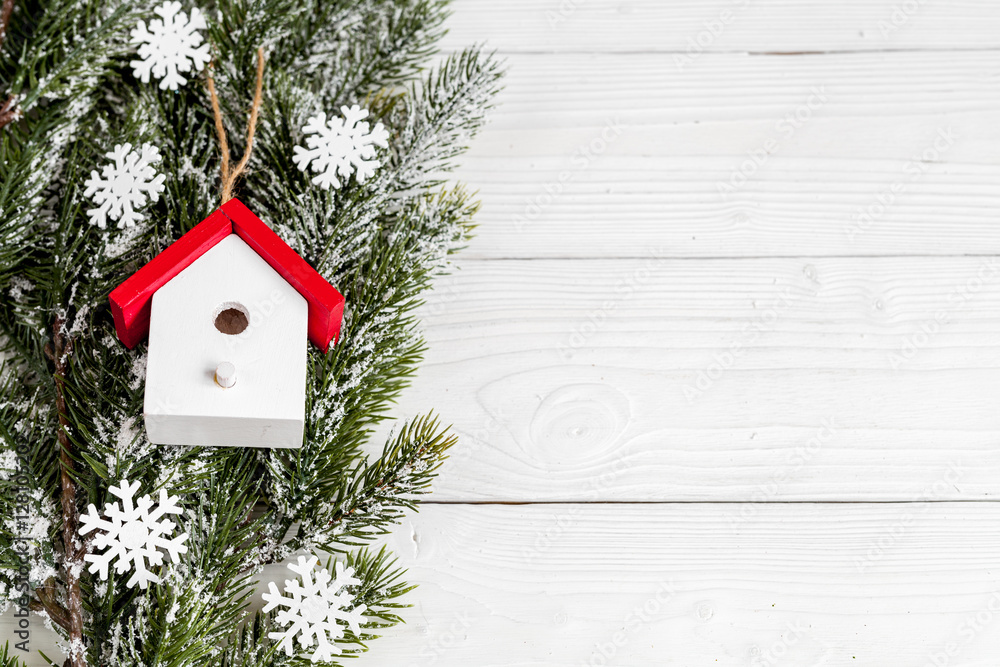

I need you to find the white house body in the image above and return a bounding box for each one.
[144,234,309,448]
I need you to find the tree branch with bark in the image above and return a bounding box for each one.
[51,318,85,667]
[0,1,501,665]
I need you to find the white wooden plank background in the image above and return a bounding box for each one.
[8,2,1000,665]
[438,0,1000,52]
[359,504,1000,667]
[460,51,1000,258]
[371,257,1000,502]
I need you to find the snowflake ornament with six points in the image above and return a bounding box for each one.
[79,479,189,590]
[83,143,166,230]
[131,1,211,91]
[262,555,369,662]
[293,105,390,190]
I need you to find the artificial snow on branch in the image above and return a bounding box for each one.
[0,0,502,663]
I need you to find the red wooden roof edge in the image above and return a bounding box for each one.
[108,198,345,353]
[108,208,231,350]
[224,199,345,353]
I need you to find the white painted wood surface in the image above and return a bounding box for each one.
[8,3,1000,665]
[459,51,1000,259]
[439,0,1000,52]
[373,257,1000,502]
[363,504,1000,667]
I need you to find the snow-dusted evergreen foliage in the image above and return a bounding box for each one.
[0,1,502,665]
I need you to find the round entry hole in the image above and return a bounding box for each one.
[214,303,249,335]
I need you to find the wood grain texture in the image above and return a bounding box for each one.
[360,504,1000,666]
[439,0,1000,53]
[477,53,1000,132]
[455,52,1000,258]
[12,504,1000,666]
[366,257,1000,502]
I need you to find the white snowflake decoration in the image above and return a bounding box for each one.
[293,105,390,190]
[79,479,188,590]
[262,555,368,662]
[131,1,211,91]
[83,143,165,230]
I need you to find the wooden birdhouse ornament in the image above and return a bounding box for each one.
[109,199,344,448]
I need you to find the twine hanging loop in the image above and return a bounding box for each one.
[206,47,265,204]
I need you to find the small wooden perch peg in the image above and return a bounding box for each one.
[215,362,237,388]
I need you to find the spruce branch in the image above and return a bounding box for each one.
[29,579,71,634]
[218,546,413,667]
[216,613,279,667]
[317,546,417,662]
[1,1,503,663]
[0,95,15,130]
[326,414,456,547]
[0,0,13,52]
[51,316,85,667]
[0,0,15,130]
[3,1,138,126]
[0,641,28,667]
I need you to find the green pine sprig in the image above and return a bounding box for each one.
[0,0,502,664]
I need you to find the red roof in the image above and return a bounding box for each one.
[109,199,345,352]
